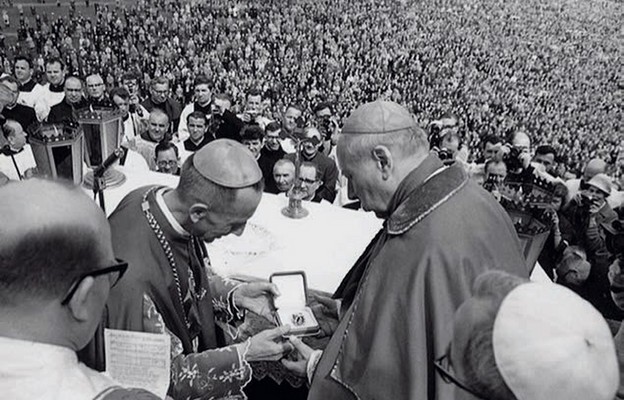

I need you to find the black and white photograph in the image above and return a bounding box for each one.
[0,0,622,399]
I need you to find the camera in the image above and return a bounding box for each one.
[502,146,524,172]
[428,123,443,150]
[482,175,500,193]
[319,116,334,140]
[428,123,455,163]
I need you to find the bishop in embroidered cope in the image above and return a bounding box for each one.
[81,140,293,399]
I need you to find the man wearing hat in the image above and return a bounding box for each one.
[436,270,618,400]
[561,172,620,319]
[282,101,528,400]
[82,140,294,399]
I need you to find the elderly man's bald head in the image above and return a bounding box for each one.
[0,179,113,305]
[510,131,531,154]
[583,158,607,181]
[85,74,105,99]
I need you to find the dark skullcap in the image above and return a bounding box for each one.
[192,139,262,188]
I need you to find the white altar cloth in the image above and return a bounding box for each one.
[95,166,547,293]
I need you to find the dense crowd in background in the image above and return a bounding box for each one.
[0,0,621,175]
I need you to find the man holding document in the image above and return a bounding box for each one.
[83,140,294,399]
[0,179,159,399]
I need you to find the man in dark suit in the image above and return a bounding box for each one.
[47,77,87,124]
[0,76,37,133]
[141,76,182,134]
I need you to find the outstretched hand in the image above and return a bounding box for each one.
[246,325,294,362]
[281,336,314,377]
[310,295,340,337]
[233,281,280,321]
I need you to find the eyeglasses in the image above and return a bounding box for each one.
[298,177,317,185]
[434,353,486,400]
[157,160,178,168]
[61,259,128,305]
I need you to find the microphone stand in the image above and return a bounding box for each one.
[92,147,125,213]
[93,172,107,213]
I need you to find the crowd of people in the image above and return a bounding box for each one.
[0,0,621,174]
[0,0,623,399]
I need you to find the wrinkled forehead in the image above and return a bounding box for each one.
[150,114,169,124]
[86,75,103,85]
[274,164,295,174]
[299,165,317,179]
[157,148,177,160]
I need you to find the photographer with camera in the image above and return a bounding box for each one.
[498,130,535,183]
[427,112,464,166]
[560,173,622,319]
[313,101,340,157]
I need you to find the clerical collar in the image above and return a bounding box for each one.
[49,81,65,92]
[302,151,318,161]
[155,187,190,238]
[19,79,37,92]
[195,102,211,113]
[0,145,23,156]
[190,136,205,145]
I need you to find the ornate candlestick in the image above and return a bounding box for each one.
[281,128,309,219]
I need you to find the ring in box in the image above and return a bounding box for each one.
[270,271,320,336]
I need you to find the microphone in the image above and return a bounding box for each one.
[94,147,126,177]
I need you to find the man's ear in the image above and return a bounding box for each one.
[67,277,96,322]
[189,203,209,224]
[372,145,393,180]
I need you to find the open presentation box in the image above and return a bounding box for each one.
[270,271,320,336]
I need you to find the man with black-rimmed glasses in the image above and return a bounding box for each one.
[0,179,159,399]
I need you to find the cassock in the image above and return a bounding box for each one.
[184,134,213,152]
[285,151,338,203]
[259,145,286,194]
[142,97,182,133]
[82,185,253,399]
[17,79,46,115]
[0,145,36,181]
[308,155,529,400]
[178,101,212,141]
[47,99,88,124]
[213,110,245,142]
[1,103,37,133]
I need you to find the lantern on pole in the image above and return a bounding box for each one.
[76,107,126,189]
[30,122,84,185]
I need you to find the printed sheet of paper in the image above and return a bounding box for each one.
[104,328,170,399]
